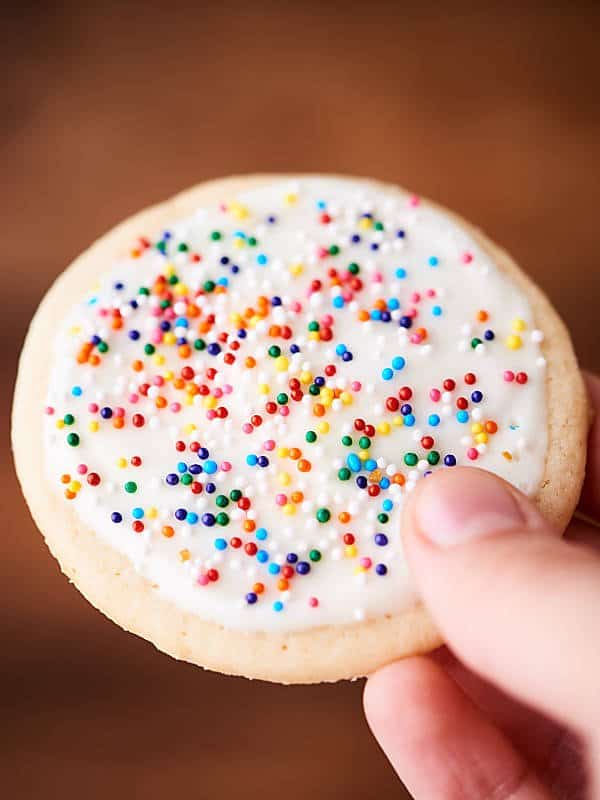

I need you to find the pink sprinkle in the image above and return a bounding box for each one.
[308,597,319,608]
[462,252,473,264]
[372,271,383,283]
[164,307,175,320]
[351,381,362,392]
[213,387,223,399]
[410,333,423,344]
[290,300,302,313]
[197,574,209,586]
[128,394,139,404]
[151,330,162,344]
[317,246,329,259]
[341,289,353,301]
[45,406,55,415]
[279,406,290,417]
[98,308,109,317]
[206,409,216,420]
[153,375,164,386]
[88,403,99,413]
[426,288,436,298]
[114,407,125,417]
[263,440,275,451]
[503,370,515,382]
[219,202,227,212]
[430,388,441,402]
[223,384,233,394]
[242,423,253,434]
[409,194,420,207]
[77,464,88,474]
[275,493,287,506]
[151,306,161,317]
[320,314,334,327]
[220,461,232,472]
[411,292,421,303]
[360,557,372,569]
[467,447,479,460]
[170,403,181,413]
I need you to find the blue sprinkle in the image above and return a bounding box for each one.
[214,538,227,550]
[111,512,122,523]
[347,453,362,472]
[273,601,284,612]
[428,256,439,266]
[175,317,189,328]
[268,563,281,575]
[381,367,394,380]
[404,414,415,426]
[71,386,82,397]
[432,305,442,316]
[457,410,469,423]
[388,298,400,311]
[382,499,393,512]
[186,512,199,524]
[246,454,258,466]
[392,356,405,370]
[177,461,187,474]
[203,460,218,474]
[364,458,377,472]
[132,507,144,519]
[256,549,269,563]
[246,592,258,605]
[335,343,347,356]
[428,414,440,426]
[379,477,390,489]
[332,295,345,308]
[256,527,268,540]
[256,253,268,265]
[395,268,407,279]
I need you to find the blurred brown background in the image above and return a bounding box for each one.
[2,2,600,798]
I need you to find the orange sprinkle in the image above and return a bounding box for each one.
[88,354,101,366]
[357,309,370,322]
[392,472,406,486]
[162,525,175,538]
[113,418,124,429]
[297,459,311,472]
[60,474,71,484]
[245,356,256,368]
[477,309,489,322]
[243,520,256,532]
[155,396,167,409]
[253,582,265,595]
[338,511,351,524]
[132,359,143,372]
[288,448,302,460]
[277,579,289,591]
[178,344,191,358]
[290,491,304,503]
[313,403,325,417]
[485,420,498,434]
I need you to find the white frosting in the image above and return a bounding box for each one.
[43,177,547,631]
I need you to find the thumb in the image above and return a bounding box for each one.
[403,467,600,734]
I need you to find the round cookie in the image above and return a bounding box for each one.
[12,175,587,683]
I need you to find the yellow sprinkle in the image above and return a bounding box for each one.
[183,423,197,434]
[153,354,165,366]
[88,421,99,432]
[203,396,217,409]
[475,432,489,444]
[68,481,81,492]
[317,421,330,434]
[512,318,526,332]
[377,422,391,435]
[505,334,522,350]
[147,507,158,519]
[290,262,304,277]
[234,238,245,249]
[345,544,357,558]
[284,192,298,205]
[299,371,312,384]
[277,447,289,458]
[184,395,194,406]
[502,450,513,461]
[340,391,353,405]
[321,395,333,408]
[163,332,176,345]
[358,450,369,461]
[259,383,270,395]
[283,503,296,516]
[308,331,320,341]
[179,549,191,562]
[275,356,289,372]
[69,325,81,336]
[471,423,484,434]
[277,472,291,486]
[229,312,243,325]
[174,283,188,296]
[392,415,404,427]
[359,217,373,230]
[117,458,127,468]
[55,419,65,429]
[163,370,174,381]
[165,263,176,276]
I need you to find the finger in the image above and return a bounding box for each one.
[402,467,600,733]
[580,372,600,521]
[364,658,551,800]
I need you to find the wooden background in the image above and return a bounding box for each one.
[2,3,599,798]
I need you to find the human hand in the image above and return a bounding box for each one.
[364,373,600,800]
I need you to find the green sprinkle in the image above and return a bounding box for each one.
[276,393,288,405]
[124,481,137,494]
[203,280,215,293]
[348,262,360,274]
[229,489,242,502]
[305,430,317,443]
[377,513,389,524]
[168,275,178,285]
[308,384,321,396]
[427,451,441,465]
[215,494,229,508]
[210,230,222,241]
[341,435,353,447]
[194,338,206,351]
[471,337,483,349]
[268,345,281,358]
[144,343,155,355]
[138,287,150,296]
[97,341,108,353]
[247,236,257,246]
[374,221,384,231]
[404,452,418,467]
[308,320,319,332]
[338,467,351,481]
[159,299,171,309]
[216,512,229,526]
[66,432,79,447]
[316,508,331,524]
[63,414,75,425]
[358,436,371,450]
[329,244,340,255]
[309,549,322,562]
[181,474,192,486]
[177,243,189,252]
